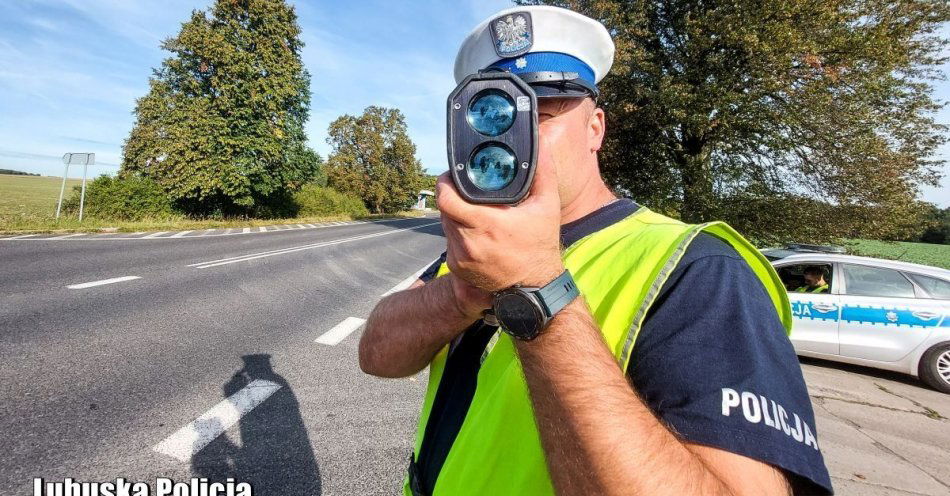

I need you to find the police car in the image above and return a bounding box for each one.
[765,251,950,393]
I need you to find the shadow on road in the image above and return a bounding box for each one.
[191,354,322,496]
[798,356,934,391]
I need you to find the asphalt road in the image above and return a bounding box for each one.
[801,358,950,495]
[2,216,947,496]
[0,216,444,496]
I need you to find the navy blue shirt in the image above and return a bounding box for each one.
[420,199,832,494]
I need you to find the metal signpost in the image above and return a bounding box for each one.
[56,153,95,221]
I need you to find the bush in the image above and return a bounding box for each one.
[293,184,368,217]
[62,175,176,220]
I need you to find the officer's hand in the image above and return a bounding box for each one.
[437,137,563,291]
[445,273,493,320]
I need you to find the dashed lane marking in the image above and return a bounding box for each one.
[153,379,281,462]
[47,233,86,240]
[381,259,440,297]
[316,317,367,345]
[67,276,141,289]
[0,218,433,240]
[187,221,439,269]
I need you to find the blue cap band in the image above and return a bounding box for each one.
[489,52,597,88]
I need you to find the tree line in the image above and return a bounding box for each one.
[0,169,41,176]
[114,0,947,244]
[521,0,948,245]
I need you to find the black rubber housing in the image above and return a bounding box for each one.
[447,72,538,205]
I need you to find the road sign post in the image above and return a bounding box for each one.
[55,160,69,220]
[57,153,95,221]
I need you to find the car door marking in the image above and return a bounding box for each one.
[791,301,840,322]
[839,305,942,328]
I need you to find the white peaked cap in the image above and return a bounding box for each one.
[453,5,615,86]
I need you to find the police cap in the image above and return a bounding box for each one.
[454,6,615,99]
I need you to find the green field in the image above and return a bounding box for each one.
[0,173,421,233]
[846,239,950,270]
[0,174,81,221]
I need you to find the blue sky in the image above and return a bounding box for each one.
[0,0,947,207]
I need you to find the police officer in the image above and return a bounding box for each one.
[359,6,833,495]
[796,266,830,294]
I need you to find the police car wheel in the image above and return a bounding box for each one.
[919,343,950,394]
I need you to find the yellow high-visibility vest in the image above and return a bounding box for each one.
[406,207,791,495]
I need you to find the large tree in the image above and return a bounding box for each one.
[121,0,320,216]
[521,0,948,244]
[325,106,426,214]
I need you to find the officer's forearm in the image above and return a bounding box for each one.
[514,299,733,496]
[359,276,475,378]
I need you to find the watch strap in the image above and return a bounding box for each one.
[535,270,579,318]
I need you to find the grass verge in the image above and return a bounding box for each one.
[0,211,427,235]
[0,173,429,234]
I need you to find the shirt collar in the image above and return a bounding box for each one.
[560,198,639,249]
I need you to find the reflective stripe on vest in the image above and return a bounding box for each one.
[405,207,791,495]
[796,284,829,294]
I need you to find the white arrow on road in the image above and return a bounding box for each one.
[153,379,281,462]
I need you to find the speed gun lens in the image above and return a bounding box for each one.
[447,72,537,204]
[468,144,516,191]
[466,89,515,136]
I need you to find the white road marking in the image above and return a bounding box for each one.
[316,317,366,345]
[170,231,193,238]
[67,276,141,289]
[46,233,85,240]
[153,379,281,462]
[296,224,306,229]
[1,218,425,241]
[188,222,438,269]
[305,224,316,228]
[381,259,439,296]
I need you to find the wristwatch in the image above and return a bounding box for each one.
[492,270,580,340]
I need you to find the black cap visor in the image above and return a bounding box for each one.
[516,71,598,99]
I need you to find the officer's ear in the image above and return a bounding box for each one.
[587,98,605,153]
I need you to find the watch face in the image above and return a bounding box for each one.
[494,291,543,339]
